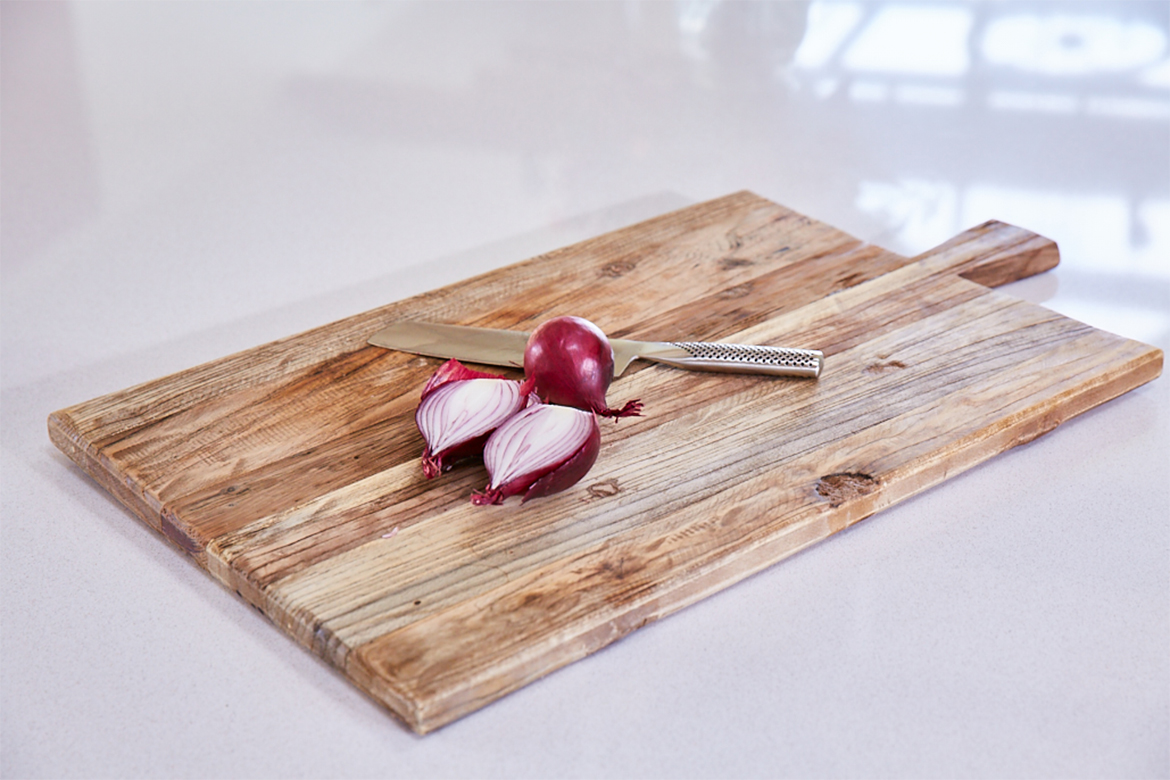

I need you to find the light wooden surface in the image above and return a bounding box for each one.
[48,192,1162,733]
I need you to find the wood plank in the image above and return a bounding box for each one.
[48,192,1160,735]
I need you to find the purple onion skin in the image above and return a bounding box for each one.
[471,414,601,506]
[523,316,641,419]
[420,432,492,478]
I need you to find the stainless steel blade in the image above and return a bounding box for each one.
[369,321,822,378]
[368,321,528,369]
[368,321,693,376]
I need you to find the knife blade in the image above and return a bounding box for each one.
[369,321,823,378]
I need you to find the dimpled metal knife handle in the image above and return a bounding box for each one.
[648,342,823,378]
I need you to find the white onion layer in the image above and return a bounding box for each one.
[483,404,595,489]
[416,378,523,454]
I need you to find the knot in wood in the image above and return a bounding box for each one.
[599,260,637,278]
[719,256,754,270]
[718,281,755,300]
[816,473,879,508]
[587,478,621,498]
[865,360,907,374]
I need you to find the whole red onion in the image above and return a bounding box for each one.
[523,316,641,419]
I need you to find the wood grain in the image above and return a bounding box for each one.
[48,192,1160,733]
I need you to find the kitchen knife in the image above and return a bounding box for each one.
[369,321,823,378]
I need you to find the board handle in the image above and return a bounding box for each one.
[639,342,823,378]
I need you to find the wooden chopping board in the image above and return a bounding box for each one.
[49,192,1162,733]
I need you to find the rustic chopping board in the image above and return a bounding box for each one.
[49,191,1162,733]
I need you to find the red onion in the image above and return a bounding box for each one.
[419,358,506,400]
[471,403,600,505]
[415,359,533,478]
[523,316,641,419]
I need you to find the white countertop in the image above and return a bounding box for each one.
[2,2,1167,776]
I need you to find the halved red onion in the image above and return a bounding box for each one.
[419,358,508,401]
[471,403,600,505]
[523,316,642,419]
[415,359,532,478]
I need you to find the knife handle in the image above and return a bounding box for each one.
[647,342,823,378]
